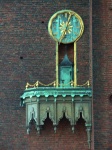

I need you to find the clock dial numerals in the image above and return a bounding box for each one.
[65,13,68,18]
[53,33,57,36]
[76,25,80,29]
[48,10,84,43]
[74,32,79,36]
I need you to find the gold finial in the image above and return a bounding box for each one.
[87,80,90,87]
[26,82,29,89]
[35,81,39,87]
[53,81,56,87]
[71,81,74,87]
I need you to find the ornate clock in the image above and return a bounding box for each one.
[48,10,84,44]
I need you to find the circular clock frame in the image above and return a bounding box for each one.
[48,10,84,44]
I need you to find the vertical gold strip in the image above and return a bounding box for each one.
[56,42,59,87]
[74,42,77,87]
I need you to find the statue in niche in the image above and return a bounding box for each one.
[30,107,35,120]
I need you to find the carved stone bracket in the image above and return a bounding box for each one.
[86,125,91,149]
[21,87,92,148]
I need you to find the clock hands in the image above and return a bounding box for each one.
[59,12,73,43]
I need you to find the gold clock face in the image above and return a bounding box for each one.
[48,10,84,44]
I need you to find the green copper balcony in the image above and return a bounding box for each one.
[21,86,92,103]
[20,85,92,148]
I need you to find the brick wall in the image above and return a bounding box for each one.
[0,0,91,150]
[93,0,112,149]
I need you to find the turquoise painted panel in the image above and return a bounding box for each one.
[60,66,73,87]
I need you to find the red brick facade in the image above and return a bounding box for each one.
[0,0,112,150]
[93,0,112,149]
